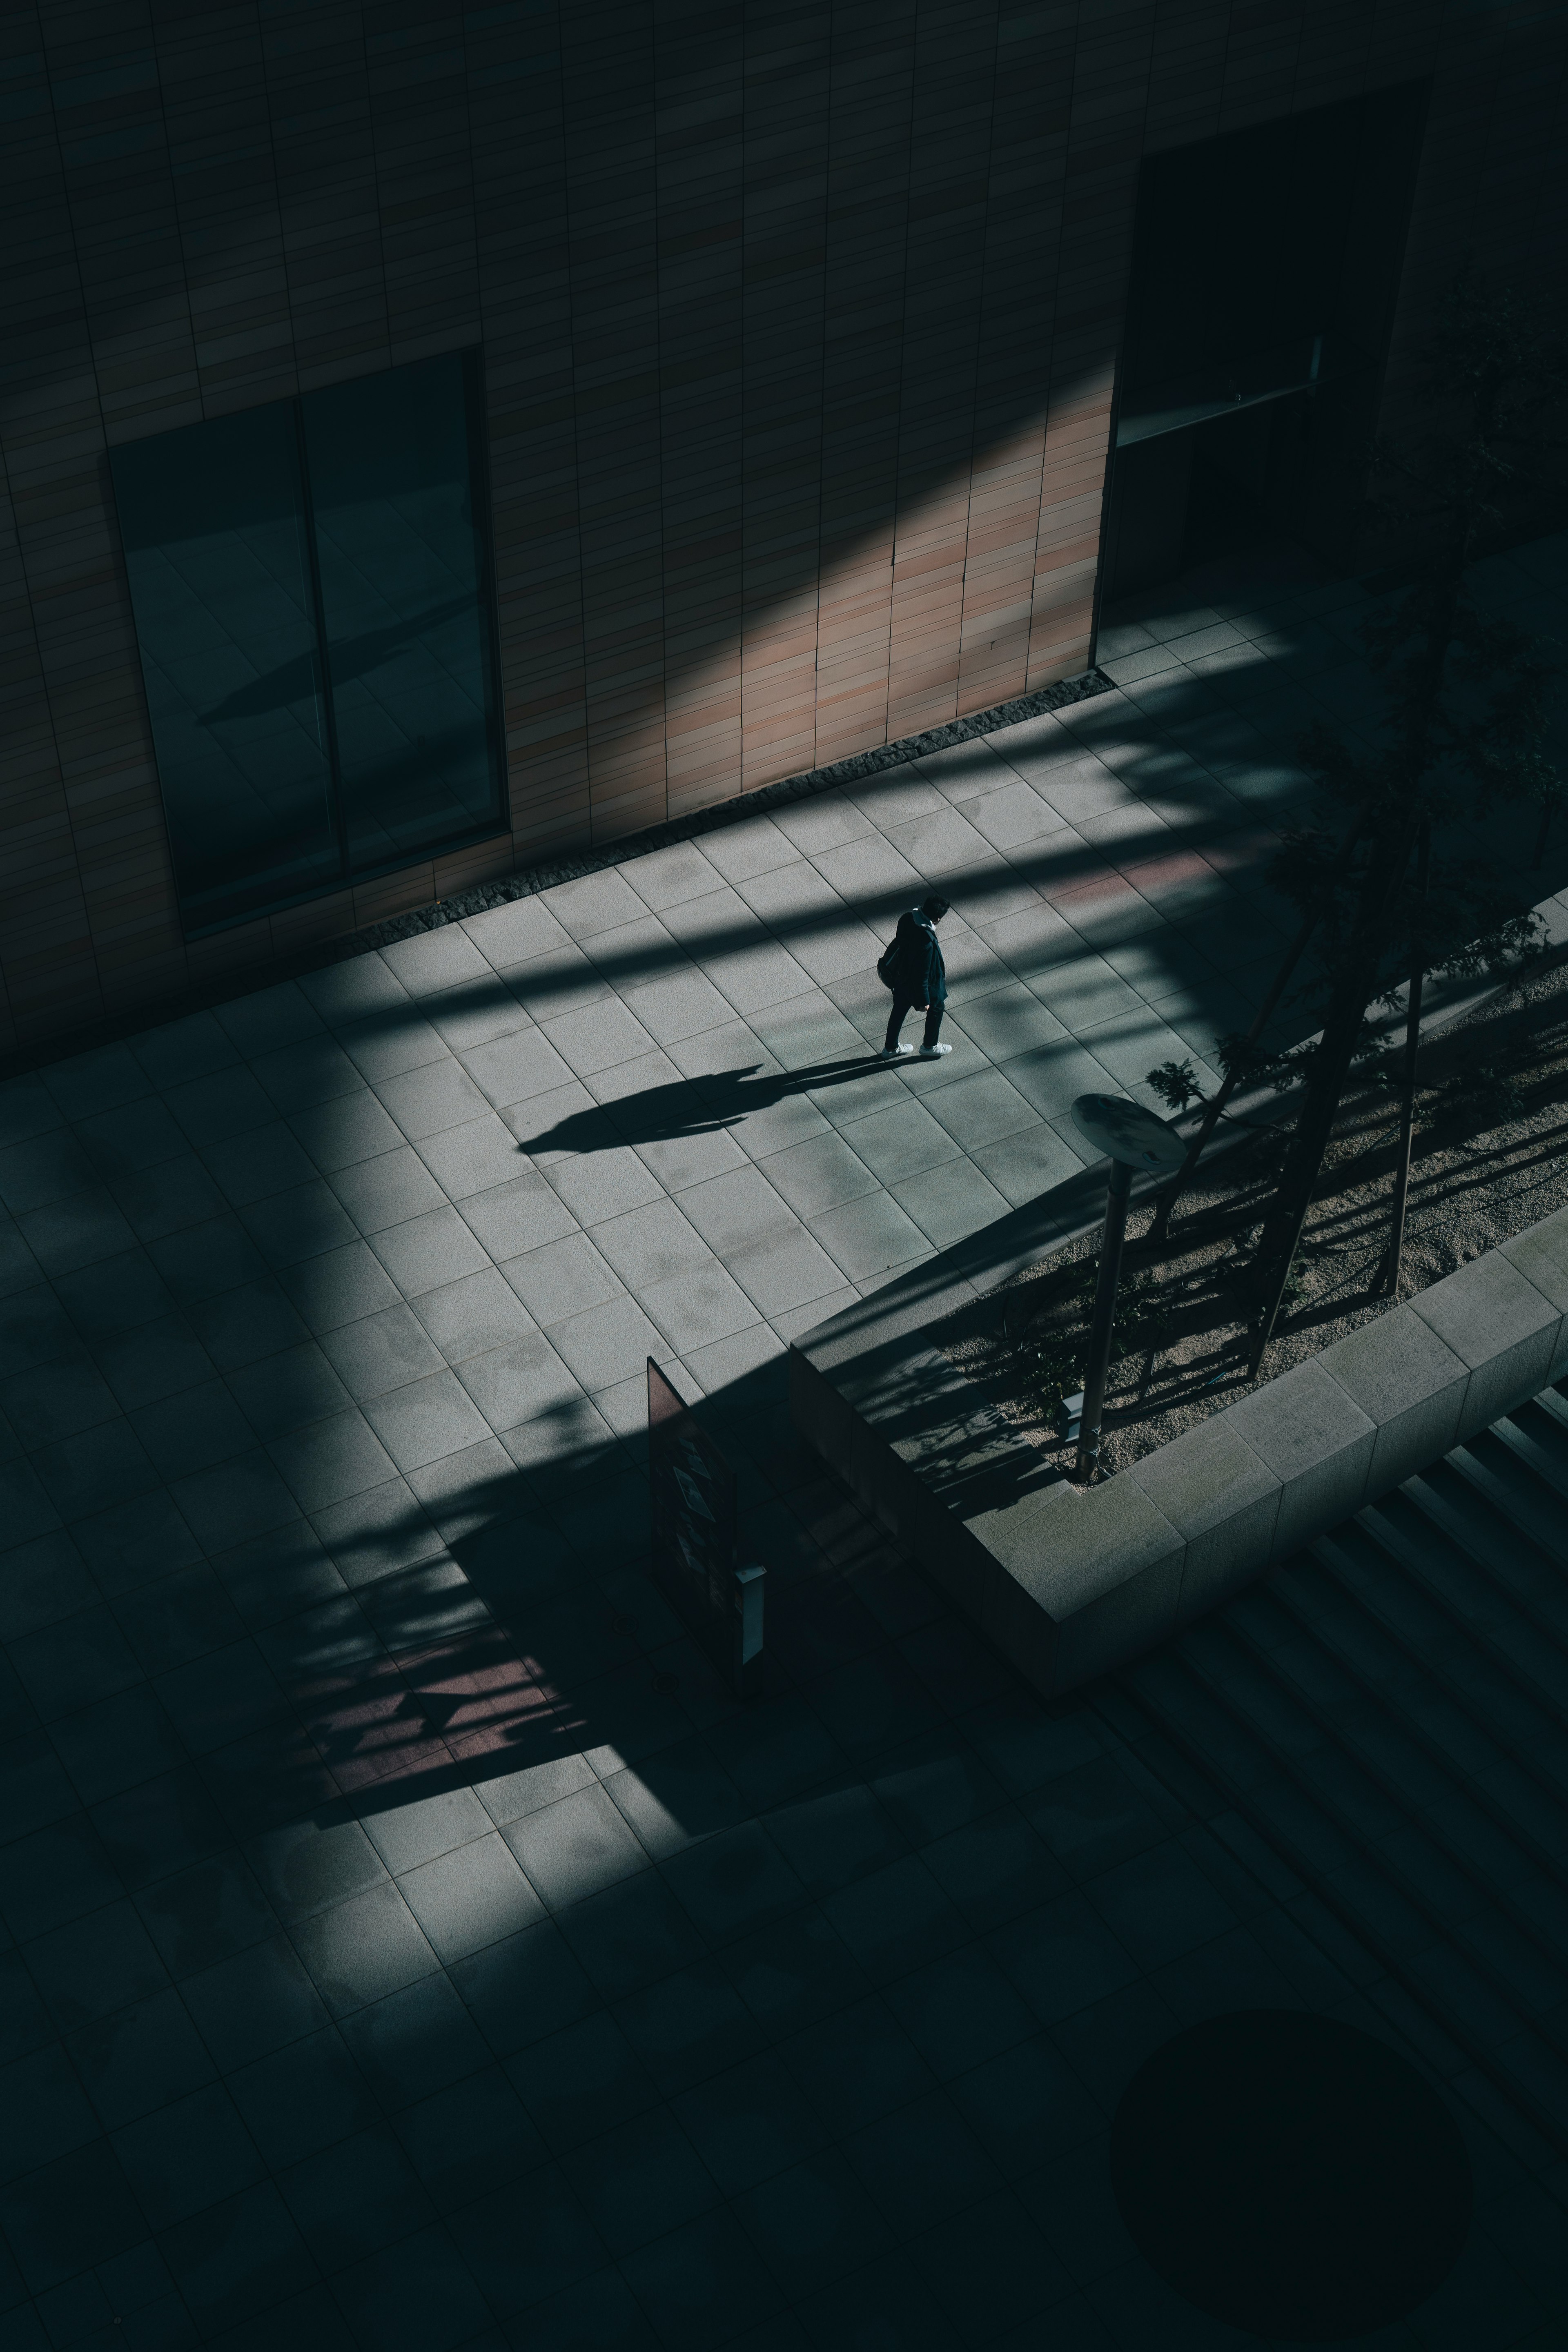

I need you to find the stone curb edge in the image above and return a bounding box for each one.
[0,670,1113,1082]
[791,1203,1568,1701]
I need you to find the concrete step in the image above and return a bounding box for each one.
[1116,1646,1568,2149]
[1283,1544,1568,1866]
[1186,1615,1568,2000]
[1108,1379,1568,2158]
[1148,1619,1568,2028]
[1314,1516,1568,1795]
[1361,1479,1568,1719]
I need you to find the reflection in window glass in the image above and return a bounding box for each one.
[110,352,505,937]
[303,354,503,873]
[110,406,340,930]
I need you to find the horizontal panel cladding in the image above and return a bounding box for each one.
[0,0,1558,1056]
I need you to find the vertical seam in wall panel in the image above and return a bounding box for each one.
[1214,0,1236,117]
[812,11,828,762]
[1030,9,1084,690]
[561,0,590,853]
[956,1,1005,709]
[456,13,511,854]
[886,0,918,752]
[1527,29,1568,255]
[655,0,672,831]
[1070,0,1156,684]
[45,0,189,1022]
[0,429,73,1041]
[655,0,668,831]
[364,3,393,365]
[253,0,298,970]
[292,401,350,888]
[258,0,298,409]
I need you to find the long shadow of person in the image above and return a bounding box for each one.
[523,1052,901,1157]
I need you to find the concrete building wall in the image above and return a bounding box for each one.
[2,0,1563,1062]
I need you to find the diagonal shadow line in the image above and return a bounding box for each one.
[330,802,1302,1050]
[230,1379,812,1835]
[200,596,479,724]
[1299,1117,1568,1243]
[316,766,1561,1069]
[301,633,1558,1065]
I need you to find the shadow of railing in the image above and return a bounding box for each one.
[186,1337,972,2128]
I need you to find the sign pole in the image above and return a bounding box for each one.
[1075,1156,1134,1486]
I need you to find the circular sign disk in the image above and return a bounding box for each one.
[1070,1091,1186,1171]
[1110,2011,1471,2340]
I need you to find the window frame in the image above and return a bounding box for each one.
[111,345,510,942]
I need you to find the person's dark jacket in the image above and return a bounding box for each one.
[886,908,946,1006]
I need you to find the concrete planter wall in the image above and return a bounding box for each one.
[790,1205,1568,1699]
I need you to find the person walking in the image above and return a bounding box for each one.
[878,893,953,1059]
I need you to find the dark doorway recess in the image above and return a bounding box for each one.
[1109,2010,1472,2339]
[1100,82,1430,608]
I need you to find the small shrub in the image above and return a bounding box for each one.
[998,1256,1174,1423]
[1146,1058,1207,1115]
[1427,1065,1528,1134]
[1112,1267,1172,1356]
[1279,1254,1310,1309]
[1006,1324,1080,1421]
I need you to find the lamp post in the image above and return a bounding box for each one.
[1069,1094,1187,1486]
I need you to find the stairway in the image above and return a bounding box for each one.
[1099,1380,1568,2157]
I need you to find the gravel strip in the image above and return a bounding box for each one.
[940,952,1568,1477]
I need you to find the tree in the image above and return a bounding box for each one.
[1241,271,1564,1372]
[1143,817,1363,1247]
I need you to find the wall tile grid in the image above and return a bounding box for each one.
[3,0,1564,1062]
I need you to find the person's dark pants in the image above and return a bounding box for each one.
[884,994,943,1052]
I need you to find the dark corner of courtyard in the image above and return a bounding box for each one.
[2,7,1568,2352]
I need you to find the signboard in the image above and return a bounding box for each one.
[646,1359,764,1697]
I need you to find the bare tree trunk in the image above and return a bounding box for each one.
[1379,823,1431,1298]
[1246,826,1416,1378]
[1148,821,1365,1247]
[1243,985,1370,1380]
[1245,523,1466,1379]
[1245,1175,1318,1383]
[1146,918,1314,1250]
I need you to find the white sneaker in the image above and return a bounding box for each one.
[878,1044,915,1058]
[919,1042,953,1058]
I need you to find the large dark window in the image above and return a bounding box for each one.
[1100,83,1429,605]
[111,351,505,935]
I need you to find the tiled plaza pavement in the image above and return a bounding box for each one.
[2,538,1566,2352]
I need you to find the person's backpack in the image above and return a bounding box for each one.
[878,909,929,992]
